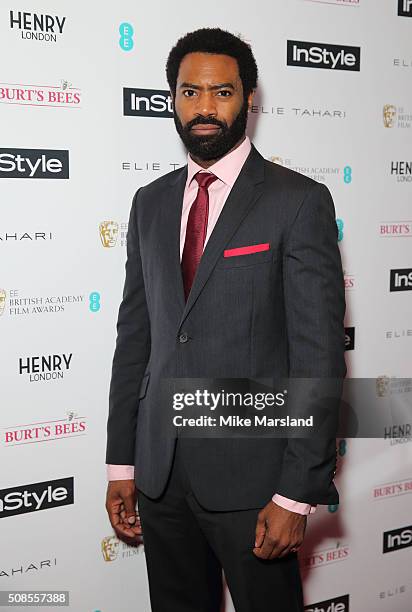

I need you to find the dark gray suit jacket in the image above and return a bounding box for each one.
[105,144,347,511]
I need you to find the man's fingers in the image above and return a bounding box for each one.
[105,480,140,540]
[254,512,266,548]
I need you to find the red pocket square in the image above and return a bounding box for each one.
[224,243,270,257]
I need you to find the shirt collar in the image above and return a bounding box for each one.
[186,135,252,188]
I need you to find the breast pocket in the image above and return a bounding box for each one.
[215,246,278,269]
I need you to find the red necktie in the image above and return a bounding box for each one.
[181,171,218,301]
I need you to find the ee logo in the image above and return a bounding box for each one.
[119,22,134,51]
[336,218,344,242]
[343,165,352,184]
[89,292,101,312]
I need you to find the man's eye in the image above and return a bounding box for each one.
[217,90,231,97]
[183,90,196,97]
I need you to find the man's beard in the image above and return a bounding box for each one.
[173,99,249,161]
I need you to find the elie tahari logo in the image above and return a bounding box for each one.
[398,0,412,16]
[0,477,74,518]
[305,594,349,612]
[383,524,412,553]
[123,88,173,117]
[390,268,412,291]
[287,40,361,71]
[9,11,66,42]
[0,149,69,179]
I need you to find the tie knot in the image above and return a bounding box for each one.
[195,171,218,191]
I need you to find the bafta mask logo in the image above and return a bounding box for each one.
[101,535,120,561]
[383,104,397,128]
[0,289,6,316]
[269,156,284,165]
[99,221,119,248]
[376,375,390,398]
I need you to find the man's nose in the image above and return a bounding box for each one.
[195,93,217,117]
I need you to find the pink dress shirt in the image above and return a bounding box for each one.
[107,136,316,516]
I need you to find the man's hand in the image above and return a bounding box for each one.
[253,501,307,560]
[105,479,142,542]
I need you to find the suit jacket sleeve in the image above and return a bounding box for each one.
[276,181,347,505]
[105,188,151,465]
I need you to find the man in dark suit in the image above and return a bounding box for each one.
[105,28,346,612]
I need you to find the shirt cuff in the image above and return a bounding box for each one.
[272,494,317,515]
[106,464,135,481]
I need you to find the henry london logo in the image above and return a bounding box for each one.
[123,88,173,118]
[390,268,412,291]
[305,594,349,612]
[3,411,86,446]
[9,11,66,42]
[0,477,74,518]
[383,524,412,553]
[0,289,85,316]
[19,353,72,383]
[0,149,69,179]
[287,40,361,71]
[99,221,128,248]
[0,80,81,108]
[390,161,412,182]
[398,0,412,16]
[383,104,412,129]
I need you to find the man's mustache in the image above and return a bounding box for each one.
[184,116,227,131]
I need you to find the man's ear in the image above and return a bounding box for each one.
[247,89,255,112]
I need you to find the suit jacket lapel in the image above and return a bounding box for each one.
[160,166,187,315]
[179,145,265,328]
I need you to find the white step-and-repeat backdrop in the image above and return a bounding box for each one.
[1,1,411,611]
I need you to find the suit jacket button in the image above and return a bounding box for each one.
[179,332,189,344]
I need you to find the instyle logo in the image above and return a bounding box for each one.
[345,327,355,350]
[0,81,81,108]
[0,149,69,179]
[9,11,66,43]
[398,0,412,16]
[383,524,412,553]
[390,268,412,291]
[305,594,349,612]
[0,477,74,518]
[287,40,361,71]
[123,88,173,117]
